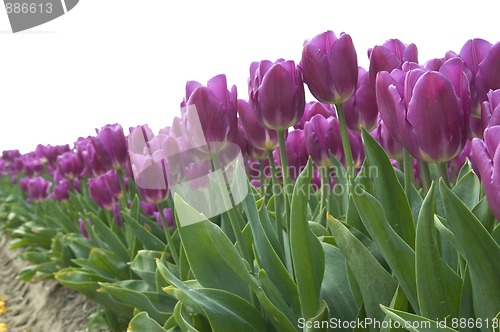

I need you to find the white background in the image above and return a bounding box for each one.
[0,0,499,153]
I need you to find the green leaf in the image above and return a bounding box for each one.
[439,181,500,326]
[130,250,163,290]
[127,312,167,332]
[99,280,175,324]
[157,260,267,332]
[290,158,325,320]
[122,213,166,251]
[240,183,300,316]
[173,194,255,301]
[361,129,415,249]
[328,217,397,325]
[381,305,459,331]
[452,171,481,210]
[321,243,358,326]
[353,189,419,313]
[416,183,461,321]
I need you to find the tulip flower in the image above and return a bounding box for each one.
[27,176,51,202]
[78,218,92,240]
[182,74,238,150]
[343,67,379,131]
[300,31,358,104]
[88,175,116,210]
[368,38,418,88]
[91,124,128,170]
[237,99,279,151]
[376,58,470,163]
[249,59,305,131]
[304,115,343,167]
[50,178,72,202]
[273,129,308,180]
[295,102,334,130]
[57,152,83,180]
[155,208,174,229]
[481,89,500,129]
[472,125,500,222]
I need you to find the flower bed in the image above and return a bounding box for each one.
[0,32,499,332]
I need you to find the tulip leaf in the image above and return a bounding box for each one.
[130,250,163,290]
[157,260,267,332]
[439,180,500,326]
[328,216,397,325]
[352,188,419,313]
[98,280,175,324]
[321,242,358,326]
[173,193,255,301]
[121,213,166,251]
[290,158,325,320]
[127,312,166,332]
[380,305,459,331]
[361,129,415,249]
[415,183,461,321]
[452,170,481,210]
[87,212,130,262]
[241,181,301,316]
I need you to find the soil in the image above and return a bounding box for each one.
[0,236,110,332]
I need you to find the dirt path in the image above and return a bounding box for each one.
[0,236,110,332]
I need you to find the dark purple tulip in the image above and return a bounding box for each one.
[343,67,379,131]
[182,74,238,147]
[482,89,500,129]
[304,115,343,167]
[140,201,158,218]
[238,99,278,151]
[472,126,500,222]
[50,178,72,202]
[376,59,469,162]
[88,175,116,210]
[20,177,29,192]
[113,203,123,227]
[274,129,308,180]
[250,59,305,130]
[23,158,44,177]
[301,31,358,104]
[27,177,51,202]
[295,102,334,130]
[155,208,174,229]
[349,130,365,168]
[91,124,128,170]
[476,42,500,102]
[57,152,83,180]
[371,118,404,160]
[2,149,21,162]
[79,218,91,239]
[368,38,418,88]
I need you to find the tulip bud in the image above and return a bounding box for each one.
[27,177,51,202]
[295,102,334,130]
[301,31,358,104]
[91,124,128,171]
[304,115,343,167]
[237,99,278,151]
[481,89,500,130]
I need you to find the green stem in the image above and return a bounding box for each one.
[335,103,355,181]
[158,204,179,266]
[212,154,250,263]
[403,149,414,202]
[418,160,431,196]
[267,150,285,253]
[320,166,331,224]
[437,162,451,188]
[259,160,265,199]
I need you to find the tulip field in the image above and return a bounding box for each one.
[1,31,499,332]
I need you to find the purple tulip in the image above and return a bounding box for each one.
[371,118,404,160]
[34,144,70,169]
[27,177,51,202]
[343,67,379,131]
[88,175,116,210]
[481,89,500,130]
[237,99,279,151]
[91,124,128,170]
[295,102,334,130]
[472,126,500,222]
[79,218,92,239]
[304,115,343,167]
[300,31,358,104]
[368,38,418,88]
[113,203,123,228]
[154,208,174,229]
[182,74,238,148]
[50,178,72,202]
[376,58,470,162]
[249,59,305,130]
[57,152,83,180]
[23,158,44,177]
[2,150,21,161]
[274,129,308,180]
[140,201,158,218]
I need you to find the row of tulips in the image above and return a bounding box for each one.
[0,29,499,331]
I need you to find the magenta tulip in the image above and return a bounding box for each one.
[238,99,278,151]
